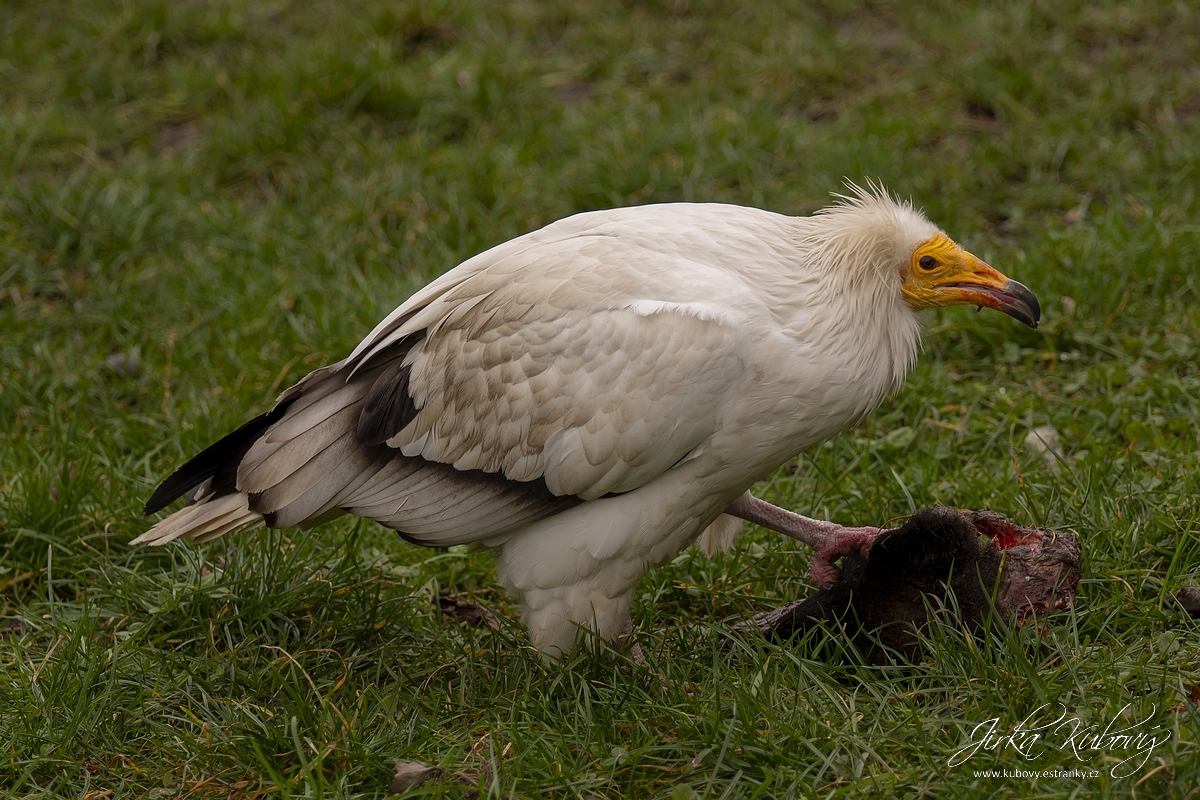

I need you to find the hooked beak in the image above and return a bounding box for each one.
[930,252,1042,329]
[941,275,1041,328]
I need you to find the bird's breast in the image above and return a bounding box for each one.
[702,305,920,487]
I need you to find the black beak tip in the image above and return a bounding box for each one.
[1008,280,1041,329]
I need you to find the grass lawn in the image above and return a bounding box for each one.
[2,0,1199,796]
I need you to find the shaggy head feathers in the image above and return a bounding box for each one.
[804,181,942,287]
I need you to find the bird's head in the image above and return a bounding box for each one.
[813,183,1041,329]
[900,233,1040,328]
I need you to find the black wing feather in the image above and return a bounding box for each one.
[357,361,420,446]
[144,403,292,515]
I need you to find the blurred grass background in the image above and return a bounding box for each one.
[1,0,1198,796]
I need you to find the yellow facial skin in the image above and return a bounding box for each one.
[901,235,1041,328]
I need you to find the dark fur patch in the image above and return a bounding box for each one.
[748,507,1003,663]
[144,402,293,515]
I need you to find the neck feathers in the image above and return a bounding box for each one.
[782,183,934,397]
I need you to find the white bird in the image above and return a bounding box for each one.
[136,184,1039,656]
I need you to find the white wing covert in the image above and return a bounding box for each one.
[223,232,751,547]
[351,235,750,503]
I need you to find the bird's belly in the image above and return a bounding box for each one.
[489,463,736,653]
[494,462,730,583]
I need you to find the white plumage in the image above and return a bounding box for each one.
[137,184,1039,655]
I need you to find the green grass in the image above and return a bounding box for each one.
[2,0,1199,796]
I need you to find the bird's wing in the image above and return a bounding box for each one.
[347,234,752,502]
[225,233,753,545]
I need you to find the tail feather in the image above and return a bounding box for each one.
[143,405,291,515]
[193,508,265,543]
[132,492,263,546]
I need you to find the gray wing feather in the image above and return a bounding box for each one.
[140,213,754,548]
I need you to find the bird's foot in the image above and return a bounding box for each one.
[804,524,883,586]
[617,612,647,666]
[723,492,883,586]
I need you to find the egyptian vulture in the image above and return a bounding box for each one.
[136,184,1040,655]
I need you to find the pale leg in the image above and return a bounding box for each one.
[724,492,883,586]
[617,611,646,666]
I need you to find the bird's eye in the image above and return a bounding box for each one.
[918,255,938,271]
